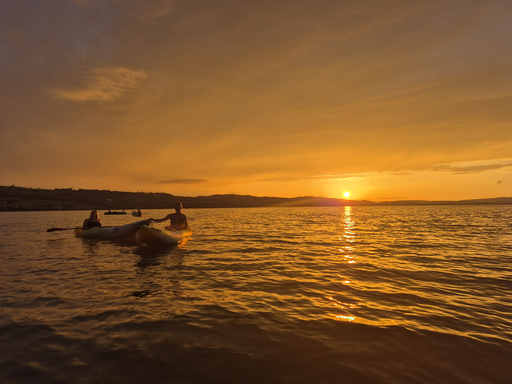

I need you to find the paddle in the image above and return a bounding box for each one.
[47,227,80,232]
[47,226,114,232]
[47,220,150,232]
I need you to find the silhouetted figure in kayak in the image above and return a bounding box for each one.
[151,202,189,230]
[82,210,102,230]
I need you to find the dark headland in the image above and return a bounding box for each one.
[1,185,511,211]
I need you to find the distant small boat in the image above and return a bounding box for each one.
[104,211,127,215]
[131,210,142,217]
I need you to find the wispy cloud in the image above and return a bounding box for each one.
[433,161,512,174]
[159,179,208,184]
[49,66,147,102]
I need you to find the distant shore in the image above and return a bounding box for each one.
[1,185,511,211]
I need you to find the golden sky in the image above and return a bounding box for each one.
[1,0,511,201]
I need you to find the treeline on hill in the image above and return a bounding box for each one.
[0,185,371,211]
[0,185,511,211]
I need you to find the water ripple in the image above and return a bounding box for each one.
[1,206,512,383]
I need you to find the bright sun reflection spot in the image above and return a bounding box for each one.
[336,275,351,284]
[329,297,358,321]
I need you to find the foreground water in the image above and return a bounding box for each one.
[1,206,511,384]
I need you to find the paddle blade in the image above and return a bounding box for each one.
[47,227,72,232]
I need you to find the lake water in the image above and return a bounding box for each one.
[1,206,511,384]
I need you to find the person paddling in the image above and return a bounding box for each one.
[82,210,102,230]
[151,202,189,230]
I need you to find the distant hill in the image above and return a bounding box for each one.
[374,197,512,206]
[0,185,511,211]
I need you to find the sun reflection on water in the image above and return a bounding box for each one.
[329,206,359,321]
[330,206,361,321]
[339,206,357,264]
[329,296,358,321]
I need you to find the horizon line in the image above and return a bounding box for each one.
[1,185,511,204]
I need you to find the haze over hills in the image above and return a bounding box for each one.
[1,186,511,211]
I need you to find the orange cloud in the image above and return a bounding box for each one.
[49,66,147,102]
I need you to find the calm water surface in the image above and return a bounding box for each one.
[1,206,511,384]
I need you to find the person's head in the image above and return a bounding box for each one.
[175,202,183,212]
[89,210,99,221]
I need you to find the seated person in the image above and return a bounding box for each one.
[82,210,102,230]
[151,202,189,230]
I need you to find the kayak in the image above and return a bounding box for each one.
[104,211,127,215]
[131,210,142,217]
[75,219,151,239]
[135,225,192,245]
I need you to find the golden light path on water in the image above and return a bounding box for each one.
[331,206,359,322]
[333,205,428,327]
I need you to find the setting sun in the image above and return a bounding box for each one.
[344,191,350,198]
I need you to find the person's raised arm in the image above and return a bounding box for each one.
[150,214,170,223]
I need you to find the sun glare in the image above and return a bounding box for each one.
[343,191,350,198]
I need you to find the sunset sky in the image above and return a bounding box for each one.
[1,0,511,201]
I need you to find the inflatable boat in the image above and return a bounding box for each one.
[75,219,151,239]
